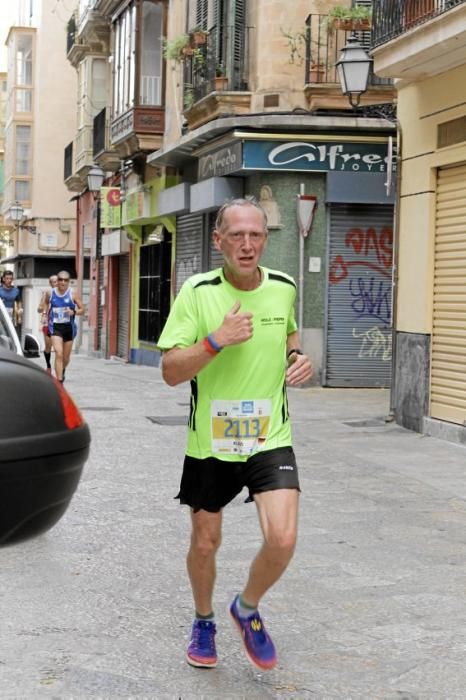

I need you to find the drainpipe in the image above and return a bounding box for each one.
[388,114,403,416]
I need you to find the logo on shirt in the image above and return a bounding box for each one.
[260,316,285,327]
[278,465,295,471]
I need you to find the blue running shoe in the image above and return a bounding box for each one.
[229,595,277,670]
[186,619,217,668]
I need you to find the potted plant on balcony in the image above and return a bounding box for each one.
[327,5,372,33]
[214,64,228,91]
[190,27,209,46]
[163,34,193,63]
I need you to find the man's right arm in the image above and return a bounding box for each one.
[162,342,218,386]
[161,300,253,386]
[37,290,50,313]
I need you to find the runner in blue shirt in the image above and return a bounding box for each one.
[0,271,22,332]
[43,271,84,382]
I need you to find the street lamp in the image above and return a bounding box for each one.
[336,35,373,108]
[8,201,37,234]
[87,165,105,199]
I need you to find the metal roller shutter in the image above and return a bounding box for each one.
[430,164,466,424]
[208,211,223,270]
[117,254,129,358]
[326,203,394,387]
[175,213,203,294]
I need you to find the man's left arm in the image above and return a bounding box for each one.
[72,295,85,317]
[286,330,313,386]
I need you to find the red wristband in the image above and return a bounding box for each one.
[203,337,218,356]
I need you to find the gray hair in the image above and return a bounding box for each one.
[214,197,268,232]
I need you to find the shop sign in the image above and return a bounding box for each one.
[243,140,395,173]
[126,188,149,222]
[198,142,243,181]
[100,187,121,228]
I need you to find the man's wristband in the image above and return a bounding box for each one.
[207,334,223,352]
[203,335,222,356]
[287,348,304,359]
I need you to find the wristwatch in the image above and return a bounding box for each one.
[287,348,304,359]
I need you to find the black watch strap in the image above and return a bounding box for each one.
[287,348,304,359]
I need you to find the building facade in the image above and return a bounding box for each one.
[372,0,466,438]
[1,0,78,343]
[146,0,396,385]
[63,0,398,389]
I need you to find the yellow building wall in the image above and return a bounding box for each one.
[396,63,466,333]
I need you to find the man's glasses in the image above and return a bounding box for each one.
[57,277,70,282]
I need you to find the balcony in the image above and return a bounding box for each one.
[110,106,165,157]
[93,108,120,171]
[63,126,95,192]
[66,14,91,66]
[304,14,394,111]
[372,0,466,79]
[182,25,252,131]
[78,0,110,53]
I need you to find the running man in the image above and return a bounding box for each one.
[43,271,84,382]
[0,270,22,333]
[157,198,313,671]
[37,274,58,374]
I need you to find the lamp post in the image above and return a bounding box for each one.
[336,35,373,108]
[87,165,105,197]
[336,36,400,418]
[9,201,38,235]
[77,165,105,354]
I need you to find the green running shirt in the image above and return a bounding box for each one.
[157,266,298,461]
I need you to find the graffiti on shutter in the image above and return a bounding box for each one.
[326,203,394,387]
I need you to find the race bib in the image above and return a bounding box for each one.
[211,399,271,456]
[52,307,69,324]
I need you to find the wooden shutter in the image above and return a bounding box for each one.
[196,0,208,29]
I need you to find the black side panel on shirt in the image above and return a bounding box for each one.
[193,276,223,289]
[268,273,296,288]
[189,378,198,431]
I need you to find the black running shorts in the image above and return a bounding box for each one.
[176,446,300,513]
[51,323,73,342]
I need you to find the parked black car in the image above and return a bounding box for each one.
[0,350,90,546]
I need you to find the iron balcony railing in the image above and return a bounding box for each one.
[305,14,392,87]
[182,24,251,108]
[372,0,466,47]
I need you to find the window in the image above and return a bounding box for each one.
[16,34,32,86]
[112,3,136,118]
[188,0,247,90]
[16,88,32,112]
[16,125,31,176]
[112,0,166,117]
[140,1,163,106]
[92,58,107,110]
[15,180,30,200]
